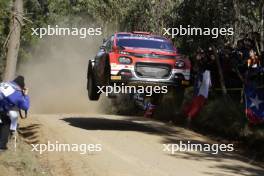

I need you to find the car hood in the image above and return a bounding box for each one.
[122,47,177,56]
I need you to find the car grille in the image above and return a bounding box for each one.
[135,63,172,79]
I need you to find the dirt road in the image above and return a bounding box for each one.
[19,114,264,176]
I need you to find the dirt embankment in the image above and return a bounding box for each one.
[0,134,51,176]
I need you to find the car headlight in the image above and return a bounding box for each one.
[118,56,132,64]
[175,60,185,68]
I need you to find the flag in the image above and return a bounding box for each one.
[196,70,211,98]
[183,70,211,119]
[244,84,264,124]
[182,95,206,118]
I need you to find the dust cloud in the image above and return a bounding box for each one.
[18,34,111,114]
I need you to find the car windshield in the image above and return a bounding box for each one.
[116,35,174,51]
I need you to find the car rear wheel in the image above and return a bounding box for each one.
[87,62,100,101]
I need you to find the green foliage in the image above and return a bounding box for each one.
[195,96,246,136]
[193,94,264,160]
[120,0,178,34]
[5,0,264,68]
[167,0,235,52]
[0,0,10,80]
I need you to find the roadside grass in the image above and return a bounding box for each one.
[191,90,264,161]
[0,135,51,176]
[194,94,245,138]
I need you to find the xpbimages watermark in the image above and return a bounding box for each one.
[31,141,102,154]
[163,25,234,39]
[97,83,168,96]
[31,25,102,38]
[163,141,234,155]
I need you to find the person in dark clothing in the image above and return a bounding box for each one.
[0,112,11,150]
[0,75,30,151]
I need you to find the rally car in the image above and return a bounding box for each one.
[87,31,191,100]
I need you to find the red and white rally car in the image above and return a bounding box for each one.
[87,31,191,100]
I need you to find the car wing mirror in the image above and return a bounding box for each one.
[100,45,106,51]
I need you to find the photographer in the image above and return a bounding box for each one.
[0,76,30,151]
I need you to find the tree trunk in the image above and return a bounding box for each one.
[233,0,240,46]
[260,2,264,52]
[213,47,227,95]
[3,0,23,81]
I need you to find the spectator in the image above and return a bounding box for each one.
[0,76,30,151]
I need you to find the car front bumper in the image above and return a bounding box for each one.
[110,63,191,87]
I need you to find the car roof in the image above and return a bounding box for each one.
[115,32,169,41]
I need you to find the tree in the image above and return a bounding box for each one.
[233,0,240,45]
[260,2,264,52]
[3,0,23,81]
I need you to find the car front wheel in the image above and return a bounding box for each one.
[87,63,100,101]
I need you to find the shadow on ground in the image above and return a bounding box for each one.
[62,117,166,134]
[62,116,264,176]
[18,123,41,144]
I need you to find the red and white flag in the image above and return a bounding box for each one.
[183,70,211,119]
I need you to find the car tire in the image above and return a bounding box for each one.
[87,61,100,101]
